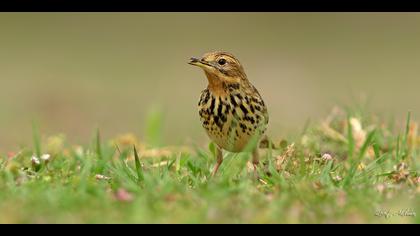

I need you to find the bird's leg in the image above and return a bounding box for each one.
[211,146,223,177]
[252,148,260,179]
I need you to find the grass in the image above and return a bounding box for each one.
[0,106,419,223]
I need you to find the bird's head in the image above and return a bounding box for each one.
[189,51,249,92]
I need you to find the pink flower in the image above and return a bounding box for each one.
[115,188,134,202]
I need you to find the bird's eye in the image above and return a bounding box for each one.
[218,58,227,65]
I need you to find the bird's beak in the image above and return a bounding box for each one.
[188,57,212,69]
[188,57,200,65]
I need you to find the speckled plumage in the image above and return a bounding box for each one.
[189,51,269,176]
[198,82,268,152]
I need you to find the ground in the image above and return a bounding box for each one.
[0,106,419,223]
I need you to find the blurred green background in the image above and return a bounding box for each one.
[1,13,420,152]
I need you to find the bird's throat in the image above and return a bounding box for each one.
[205,71,227,96]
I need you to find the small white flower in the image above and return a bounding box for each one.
[95,174,111,180]
[41,154,50,161]
[333,175,343,182]
[31,155,40,165]
[321,153,333,161]
[376,184,386,193]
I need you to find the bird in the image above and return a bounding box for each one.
[188,51,269,176]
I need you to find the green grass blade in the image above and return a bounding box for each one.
[372,141,381,159]
[320,160,334,186]
[343,129,376,187]
[402,111,411,160]
[358,129,376,159]
[96,128,102,160]
[145,106,164,147]
[405,111,411,142]
[32,121,42,157]
[133,145,144,183]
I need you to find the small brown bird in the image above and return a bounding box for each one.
[189,51,269,176]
